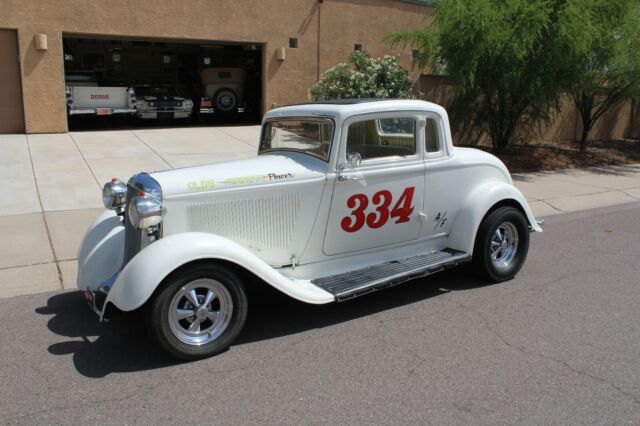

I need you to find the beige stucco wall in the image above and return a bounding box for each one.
[0,0,432,133]
[420,75,640,143]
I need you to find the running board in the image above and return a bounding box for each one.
[311,249,471,301]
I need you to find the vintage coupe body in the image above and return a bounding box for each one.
[78,99,542,359]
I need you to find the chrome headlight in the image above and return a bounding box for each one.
[128,194,166,230]
[102,178,127,212]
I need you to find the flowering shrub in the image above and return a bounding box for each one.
[308,52,419,100]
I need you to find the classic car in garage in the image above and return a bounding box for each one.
[134,85,194,120]
[198,67,248,117]
[78,99,542,360]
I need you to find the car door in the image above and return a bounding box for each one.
[420,112,458,240]
[323,112,426,256]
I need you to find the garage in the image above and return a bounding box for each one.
[62,36,263,131]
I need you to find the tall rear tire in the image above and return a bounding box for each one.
[471,206,530,283]
[146,263,248,360]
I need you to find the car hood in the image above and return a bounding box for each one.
[150,154,326,198]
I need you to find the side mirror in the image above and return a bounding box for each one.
[346,152,362,168]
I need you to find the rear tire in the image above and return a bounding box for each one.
[472,206,530,282]
[146,263,248,360]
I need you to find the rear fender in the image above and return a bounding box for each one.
[104,232,334,315]
[448,181,542,254]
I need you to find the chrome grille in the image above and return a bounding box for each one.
[123,186,143,265]
[153,100,181,109]
[123,173,163,265]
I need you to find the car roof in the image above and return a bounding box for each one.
[264,99,446,121]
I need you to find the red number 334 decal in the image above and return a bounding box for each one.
[341,187,415,233]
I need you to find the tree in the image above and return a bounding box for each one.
[308,51,419,101]
[569,1,640,151]
[387,0,591,152]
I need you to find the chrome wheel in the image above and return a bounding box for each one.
[490,222,519,269]
[168,279,233,346]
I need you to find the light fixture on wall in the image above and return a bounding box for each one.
[276,47,286,61]
[289,38,298,49]
[35,34,48,51]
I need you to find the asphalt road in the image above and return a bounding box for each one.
[1,203,640,425]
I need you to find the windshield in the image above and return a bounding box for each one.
[259,118,333,161]
[136,86,177,97]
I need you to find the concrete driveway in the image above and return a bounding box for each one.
[0,127,639,299]
[0,126,260,297]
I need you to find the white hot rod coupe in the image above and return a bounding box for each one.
[78,99,543,360]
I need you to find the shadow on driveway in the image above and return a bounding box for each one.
[36,269,485,378]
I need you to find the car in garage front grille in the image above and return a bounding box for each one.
[152,100,182,109]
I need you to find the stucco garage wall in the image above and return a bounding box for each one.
[0,0,431,134]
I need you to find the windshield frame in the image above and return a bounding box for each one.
[259,117,335,162]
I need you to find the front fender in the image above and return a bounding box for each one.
[105,232,334,314]
[77,210,124,292]
[448,181,542,254]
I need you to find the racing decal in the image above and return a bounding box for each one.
[341,187,415,233]
[222,175,265,185]
[267,172,294,181]
[187,179,216,191]
[221,172,295,186]
[433,212,448,229]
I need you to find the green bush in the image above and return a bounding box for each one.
[387,0,596,152]
[568,1,640,151]
[308,52,419,101]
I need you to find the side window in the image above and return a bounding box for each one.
[425,118,441,153]
[346,117,416,160]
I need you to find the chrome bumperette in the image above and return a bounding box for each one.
[529,218,545,232]
[85,272,119,321]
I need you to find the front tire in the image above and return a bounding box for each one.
[472,206,530,282]
[146,263,248,360]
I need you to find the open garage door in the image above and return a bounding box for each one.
[62,36,262,131]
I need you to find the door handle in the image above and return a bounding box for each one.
[338,174,360,181]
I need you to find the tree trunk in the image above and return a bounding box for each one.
[578,110,593,152]
[495,134,509,153]
[579,126,589,152]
